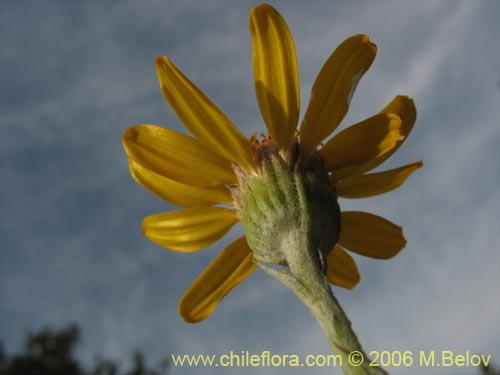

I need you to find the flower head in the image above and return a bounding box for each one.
[123,3,422,323]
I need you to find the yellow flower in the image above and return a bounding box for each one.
[123,3,422,323]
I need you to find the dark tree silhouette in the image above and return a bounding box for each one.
[1,323,82,375]
[92,357,119,375]
[0,342,6,371]
[0,324,168,375]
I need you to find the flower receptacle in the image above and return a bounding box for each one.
[232,146,341,274]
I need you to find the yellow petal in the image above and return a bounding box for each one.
[249,4,300,150]
[142,207,239,252]
[321,113,403,172]
[155,56,255,172]
[335,161,423,199]
[179,237,257,323]
[339,211,406,259]
[123,125,236,187]
[326,245,360,290]
[300,35,377,156]
[129,160,232,207]
[355,95,417,174]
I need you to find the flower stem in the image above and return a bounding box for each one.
[259,229,388,375]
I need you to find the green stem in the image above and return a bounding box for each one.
[259,230,389,375]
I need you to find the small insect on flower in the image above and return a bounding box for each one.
[123,3,422,324]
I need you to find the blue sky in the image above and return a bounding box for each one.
[1,1,500,374]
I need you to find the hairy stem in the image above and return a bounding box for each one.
[259,231,389,375]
